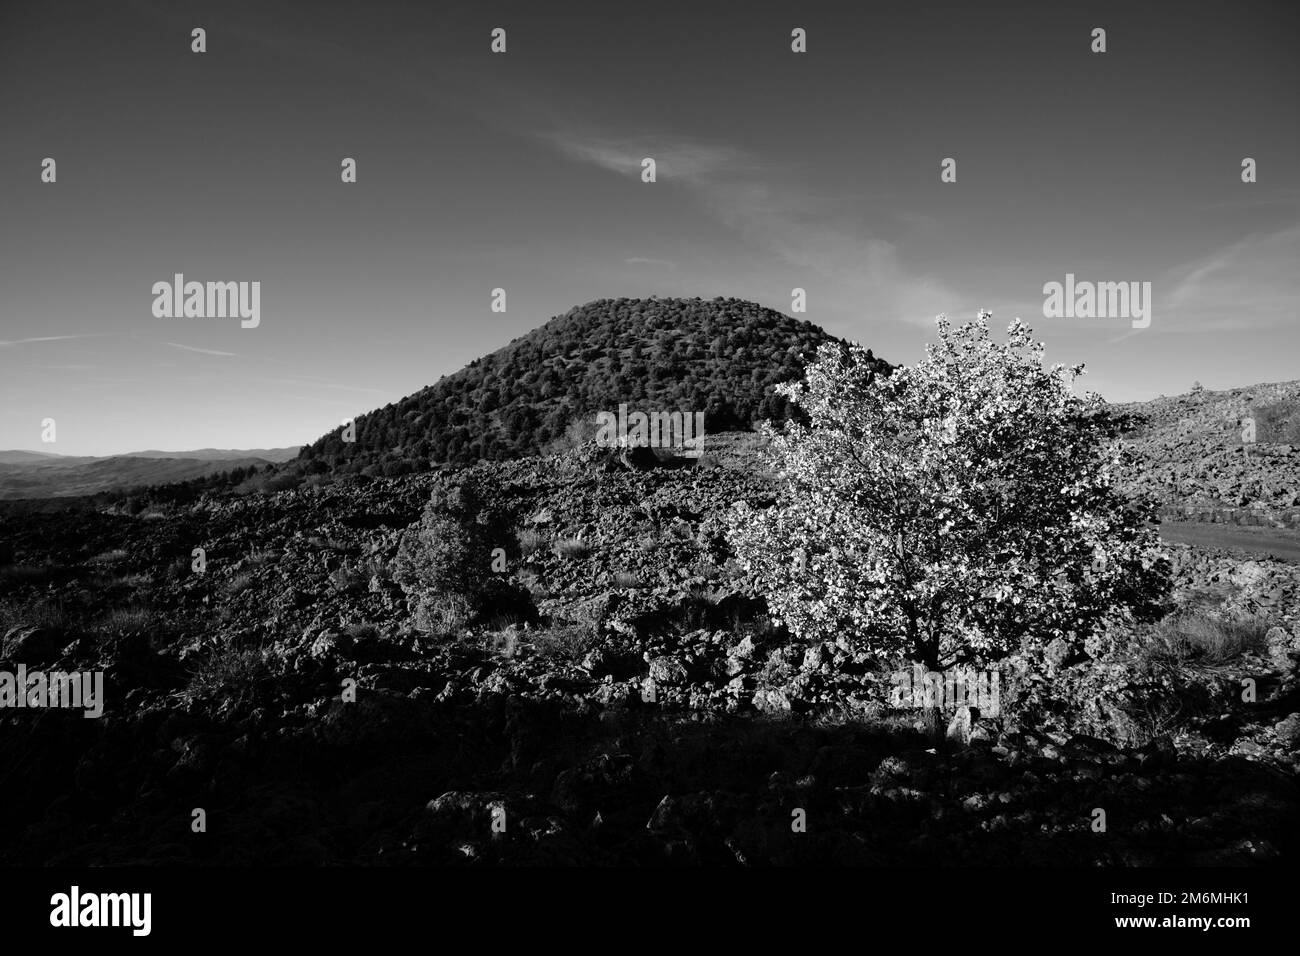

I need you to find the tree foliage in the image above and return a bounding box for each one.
[726,313,1171,680]
[393,472,515,600]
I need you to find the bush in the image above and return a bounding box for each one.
[1138,609,1271,664]
[101,604,152,632]
[552,537,592,561]
[393,472,516,601]
[517,528,551,556]
[87,549,129,565]
[0,597,69,635]
[225,572,255,597]
[727,313,1171,711]
[328,566,366,594]
[185,639,276,711]
[413,592,473,635]
[530,623,598,660]
[541,417,599,456]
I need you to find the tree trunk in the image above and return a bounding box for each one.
[923,704,946,745]
[911,617,946,745]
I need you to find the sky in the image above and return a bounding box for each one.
[1,0,1297,456]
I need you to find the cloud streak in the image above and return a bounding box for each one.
[164,342,239,357]
[624,256,678,269]
[1161,224,1300,332]
[0,334,100,349]
[542,130,963,328]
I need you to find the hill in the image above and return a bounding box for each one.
[0,451,67,465]
[295,297,886,476]
[0,447,301,500]
[118,447,301,462]
[1116,380,1300,528]
[0,455,278,500]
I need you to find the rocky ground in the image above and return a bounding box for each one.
[1118,380,1300,528]
[1,421,1298,865]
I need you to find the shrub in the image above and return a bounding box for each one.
[413,592,473,635]
[1139,609,1271,664]
[185,639,275,710]
[636,533,666,553]
[517,528,551,556]
[87,549,129,565]
[552,537,592,561]
[530,623,598,660]
[0,597,69,634]
[727,313,1171,709]
[541,417,599,456]
[328,566,366,594]
[516,567,548,598]
[108,572,152,588]
[393,472,516,600]
[225,572,255,596]
[101,604,152,632]
[486,628,521,658]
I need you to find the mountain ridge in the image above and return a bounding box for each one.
[0,447,300,465]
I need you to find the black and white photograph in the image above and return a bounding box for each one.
[0,0,1295,939]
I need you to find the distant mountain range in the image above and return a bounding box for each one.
[0,447,300,466]
[0,447,301,499]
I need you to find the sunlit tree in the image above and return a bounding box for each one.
[727,313,1170,685]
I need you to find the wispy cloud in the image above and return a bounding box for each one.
[1194,188,1300,211]
[0,334,98,348]
[542,134,746,182]
[625,256,678,269]
[542,129,962,327]
[1161,224,1300,332]
[1103,328,1147,347]
[164,342,239,357]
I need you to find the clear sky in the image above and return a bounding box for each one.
[1,0,1296,455]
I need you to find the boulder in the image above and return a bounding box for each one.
[753,686,792,715]
[801,642,832,672]
[946,706,974,746]
[1266,627,1295,669]
[1272,713,1300,749]
[308,629,352,661]
[647,657,688,685]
